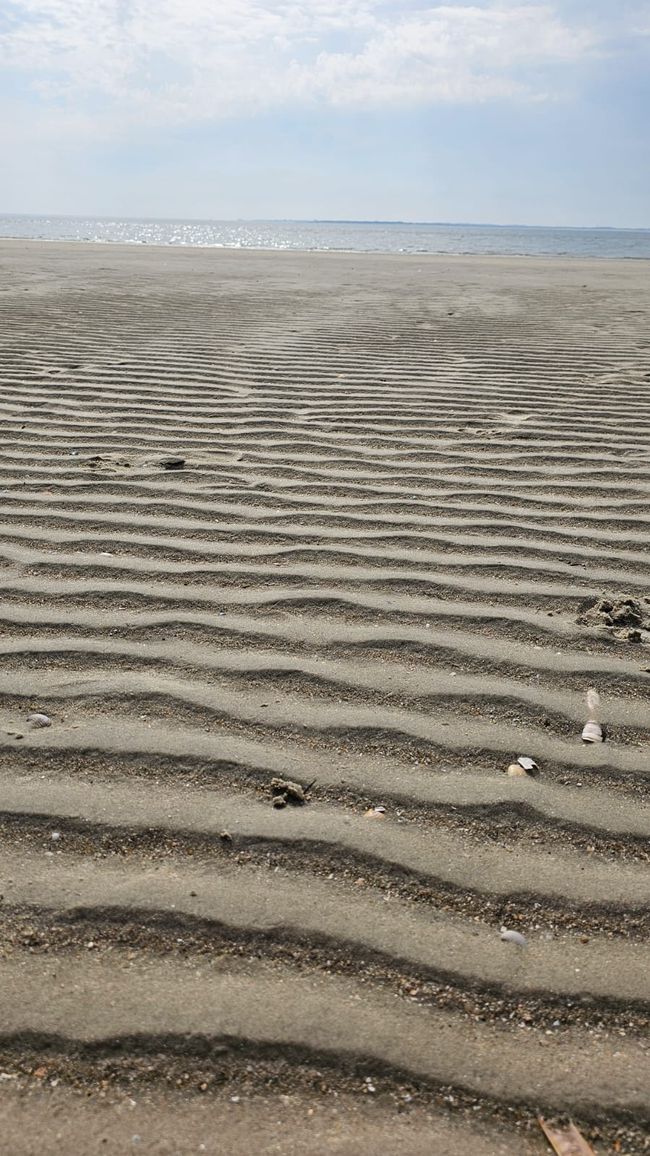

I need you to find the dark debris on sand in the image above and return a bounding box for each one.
[577,595,650,642]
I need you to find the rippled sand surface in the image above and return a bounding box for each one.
[0,241,648,1154]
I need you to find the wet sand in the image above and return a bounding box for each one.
[0,240,648,1154]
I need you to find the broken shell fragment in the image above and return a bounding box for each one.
[500,927,528,947]
[26,713,52,728]
[582,720,603,743]
[582,688,604,742]
[364,806,387,818]
[517,756,538,772]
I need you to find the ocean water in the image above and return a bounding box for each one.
[1,214,649,259]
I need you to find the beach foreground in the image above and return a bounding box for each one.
[0,241,648,1154]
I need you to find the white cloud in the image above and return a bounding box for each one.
[0,1,625,127]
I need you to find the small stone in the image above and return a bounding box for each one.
[500,927,528,947]
[160,457,185,470]
[272,796,287,809]
[27,713,52,728]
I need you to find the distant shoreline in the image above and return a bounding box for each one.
[0,235,647,266]
[1,235,650,263]
[2,216,649,260]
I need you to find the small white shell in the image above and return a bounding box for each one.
[582,720,603,743]
[500,927,528,947]
[517,756,538,772]
[26,713,52,728]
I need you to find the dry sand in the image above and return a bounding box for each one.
[0,240,648,1154]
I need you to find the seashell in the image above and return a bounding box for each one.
[364,806,387,818]
[26,713,51,728]
[500,927,528,947]
[517,756,538,772]
[506,763,527,777]
[586,688,601,720]
[582,720,603,743]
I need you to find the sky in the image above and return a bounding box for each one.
[0,1,648,226]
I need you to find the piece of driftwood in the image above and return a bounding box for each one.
[538,1118,597,1155]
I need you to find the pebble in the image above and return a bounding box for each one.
[500,927,528,947]
[26,713,52,728]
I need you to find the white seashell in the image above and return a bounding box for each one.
[500,927,528,947]
[586,688,601,720]
[517,756,538,772]
[582,720,603,743]
[26,713,51,728]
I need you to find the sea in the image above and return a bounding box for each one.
[1,215,649,259]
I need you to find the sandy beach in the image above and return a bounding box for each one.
[0,240,648,1154]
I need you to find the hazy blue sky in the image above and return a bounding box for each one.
[1,1,648,226]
